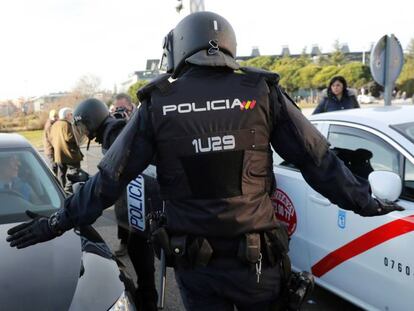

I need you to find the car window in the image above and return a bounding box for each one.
[390,122,414,145]
[328,125,400,180]
[402,159,414,201]
[0,149,62,224]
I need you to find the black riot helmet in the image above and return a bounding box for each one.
[161,11,237,77]
[73,98,109,140]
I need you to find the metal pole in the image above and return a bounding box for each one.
[383,35,393,106]
[158,249,167,309]
[157,201,167,309]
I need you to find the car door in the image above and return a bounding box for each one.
[272,122,327,272]
[306,123,414,310]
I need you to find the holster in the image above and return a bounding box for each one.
[265,225,314,311]
[151,227,172,256]
[152,230,214,269]
[187,237,213,268]
[151,227,176,267]
[263,224,290,266]
[170,235,213,269]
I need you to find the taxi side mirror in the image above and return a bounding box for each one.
[368,171,402,202]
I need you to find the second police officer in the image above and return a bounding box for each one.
[71,97,158,311]
[7,11,404,311]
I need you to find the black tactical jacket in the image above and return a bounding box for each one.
[59,65,379,238]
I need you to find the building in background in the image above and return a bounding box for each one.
[32,92,69,112]
[281,46,291,57]
[251,46,261,57]
[236,44,371,64]
[119,59,163,92]
[0,101,17,117]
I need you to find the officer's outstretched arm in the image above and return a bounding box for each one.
[270,88,403,217]
[7,103,156,249]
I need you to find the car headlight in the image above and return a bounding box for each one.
[109,291,135,311]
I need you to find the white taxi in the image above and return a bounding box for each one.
[272,105,414,311]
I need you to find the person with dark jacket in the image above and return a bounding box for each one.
[50,107,83,193]
[109,93,135,257]
[7,12,404,311]
[43,109,58,175]
[71,98,158,311]
[313,76,360,114]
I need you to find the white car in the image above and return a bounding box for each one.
[357,94,376,104]
[272,106,414,311]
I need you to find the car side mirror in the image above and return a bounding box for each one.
[368,171,402,202]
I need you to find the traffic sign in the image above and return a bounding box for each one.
[370,35,404,106]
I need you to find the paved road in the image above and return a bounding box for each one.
[66,145,361,311]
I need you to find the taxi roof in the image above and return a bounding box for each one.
[309,105,414,128]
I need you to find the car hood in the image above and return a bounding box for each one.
[0,224,81,310]
[0,224,124,311]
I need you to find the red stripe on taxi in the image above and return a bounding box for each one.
[311,214,414,278]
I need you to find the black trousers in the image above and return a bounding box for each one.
[113,191,157,309]
[57,163,80,193]
[114,196,129,244]
[175,258,281,311]
[128,232,158,311]
[117,224,129,243]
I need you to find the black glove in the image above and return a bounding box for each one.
[6,211,63,249]
[359,198,405,217]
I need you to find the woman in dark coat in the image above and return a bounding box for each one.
[313,76,360,114]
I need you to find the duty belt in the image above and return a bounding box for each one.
[152,227,289,270]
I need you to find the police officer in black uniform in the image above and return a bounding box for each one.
[7,12,404,311]
[72,98,158,311]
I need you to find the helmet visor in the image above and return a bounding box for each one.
[160,31,174,73]
[72,122,89,146]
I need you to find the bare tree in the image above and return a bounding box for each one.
[72,74,102,98]
[52,92,83,110]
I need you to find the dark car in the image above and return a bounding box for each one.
[0,133,136,311]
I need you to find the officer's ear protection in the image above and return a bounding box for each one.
[161,30,174,73]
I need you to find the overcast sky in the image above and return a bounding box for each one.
[0,0,413,99]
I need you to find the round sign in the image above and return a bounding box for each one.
[271,189,297,236]
[370,34,404,86]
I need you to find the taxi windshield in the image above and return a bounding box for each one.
[390,122,414,145]
[0,149,63,224]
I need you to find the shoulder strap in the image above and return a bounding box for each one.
[239,65,298,107]
[137,73,172,102]
[239,66,301,113]
[239,66,280,87]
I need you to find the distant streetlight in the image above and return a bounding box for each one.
[175,0,183,13]
[176,0,205,14]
